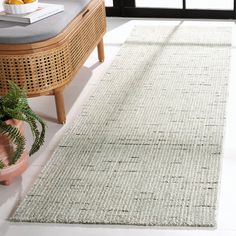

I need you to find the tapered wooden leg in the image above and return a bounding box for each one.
[54,88,66,124]
[97,39,105,62]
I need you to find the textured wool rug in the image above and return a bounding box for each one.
[11,25,232,227]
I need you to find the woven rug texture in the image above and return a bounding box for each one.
[11,25,232,227]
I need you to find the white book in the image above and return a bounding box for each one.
[0,3,64,24]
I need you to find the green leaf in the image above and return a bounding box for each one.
[0,81,46,165]
[0,160,5,169]
[0,121,25,165]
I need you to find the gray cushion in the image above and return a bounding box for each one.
[0,0,92,44]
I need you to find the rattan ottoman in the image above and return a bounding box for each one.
[0,0,106,123]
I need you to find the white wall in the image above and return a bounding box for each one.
[0,0,3,11]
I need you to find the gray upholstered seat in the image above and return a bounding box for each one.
[0,0,91,44]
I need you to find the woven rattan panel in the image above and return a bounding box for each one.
[70,2,106,72]
[0,0,106,96]
[0,44,71,95]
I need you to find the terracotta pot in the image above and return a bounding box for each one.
[0,119,28,186]
[0,152,28,185]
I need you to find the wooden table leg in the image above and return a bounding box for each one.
[54,88,66,124]
[97,39,105,62]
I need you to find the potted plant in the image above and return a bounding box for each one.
[0,81,46,185]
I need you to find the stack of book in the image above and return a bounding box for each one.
[0,3,64,23]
